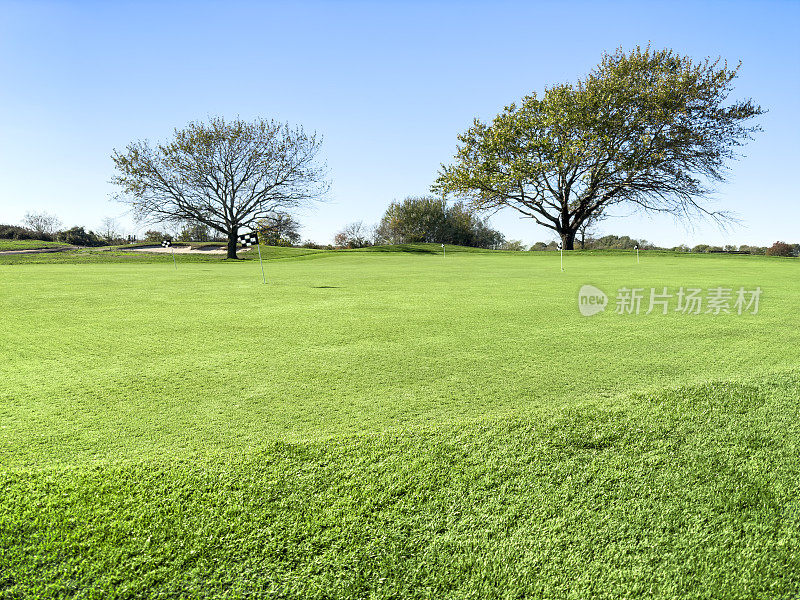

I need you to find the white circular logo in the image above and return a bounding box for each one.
[578,285,608,316]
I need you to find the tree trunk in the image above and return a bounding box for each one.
[226,227,238,259]
[560,230,576,250]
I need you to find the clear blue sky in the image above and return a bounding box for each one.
[1,0,797,246]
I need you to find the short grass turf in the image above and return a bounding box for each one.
[1,250,799,598]
[0,240,69,251]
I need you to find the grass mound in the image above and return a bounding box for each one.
[353,243,492,254]
[0,240,69,251]
[3,373,799,599]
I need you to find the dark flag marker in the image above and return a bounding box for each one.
[238,231,265,283]
[238,232,258,247]
[162,239,176,269]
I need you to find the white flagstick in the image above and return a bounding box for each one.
[162,239,176,270]
[559,242,564,271]
[441,243,445,257]
[635,245,639,264]
[257,242,265,284]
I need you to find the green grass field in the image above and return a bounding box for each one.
[1,248,799,598]
[0,239,69,251]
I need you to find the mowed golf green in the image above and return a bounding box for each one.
[2,248,799,598]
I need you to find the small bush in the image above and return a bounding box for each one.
[56,227,107,247]
[0,224,48,241]
[301,241,325,249]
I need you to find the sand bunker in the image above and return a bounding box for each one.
[130,245,251,254]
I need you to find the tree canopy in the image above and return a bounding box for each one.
[434,46,764,249]
[111,116,328,258]
[374,196,505,249]
[257,212,302,246]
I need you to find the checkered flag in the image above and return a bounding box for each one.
[238,231,265,283]
[161,239,172,248]
[238,232,259,247]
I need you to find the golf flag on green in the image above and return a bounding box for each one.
[162,239,176,269]
[238,232,258,247]
[239,231,265,283]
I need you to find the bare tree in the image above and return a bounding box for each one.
[100,217,120,242]
[111,116,328,258]
[23,211,62,238]
[335,221,371,248]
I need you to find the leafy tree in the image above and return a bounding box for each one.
[471,218,506,249]
[529,241,560,251]
[177,221,211,242]
[111,116,328,259]
[375,196,505,248]
[258,213,301,246]
[766,241,794,257]
[434,46,764,249]
[144,230,170,242]
[22,211,61,239]
[376,197,448,244]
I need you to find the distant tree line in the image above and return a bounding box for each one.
[0,212,108,247]
[5,210,798,258]
[529,234,799,257]
[530,234,650,251]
